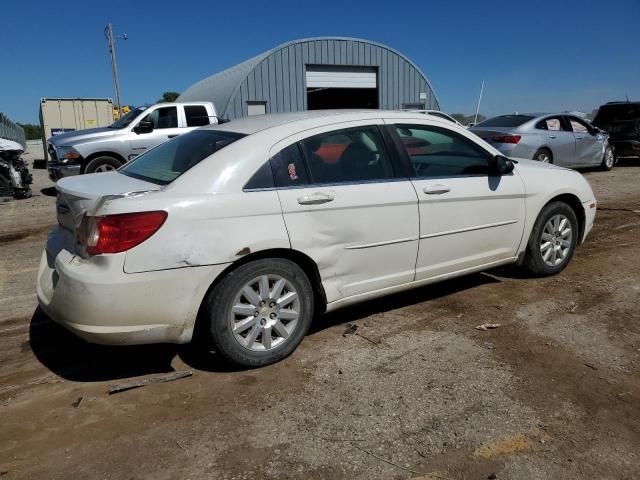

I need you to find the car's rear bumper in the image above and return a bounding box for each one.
[36,229,228,345]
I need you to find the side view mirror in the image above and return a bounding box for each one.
[490,155,515,175]
[133,120,154,134]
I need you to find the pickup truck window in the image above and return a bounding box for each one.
[120,130,245,185]
[185,105,210,127]
[141,107,178,129]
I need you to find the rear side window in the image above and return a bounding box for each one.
[394,125,491,177]
[536,117,563,131]
[121,130,244,185]
[271,143,309,187]
[298,126,394,184]
[476,115,534,127]
[185,105,210,127]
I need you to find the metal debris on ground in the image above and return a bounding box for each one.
[475,323,501,331]
[342,323,358,336]
[71,396,83,408]
[107,370,193,394]
[483,341,496,350]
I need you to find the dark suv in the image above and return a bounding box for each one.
[593,102,640,158]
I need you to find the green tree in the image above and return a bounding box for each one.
[157,91,180,103]
[17,123,43,141]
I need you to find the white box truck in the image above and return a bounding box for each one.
[39,98,115,162]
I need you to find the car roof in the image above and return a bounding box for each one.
[205,109,453,135]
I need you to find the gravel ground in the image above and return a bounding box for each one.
[0,159,639,480]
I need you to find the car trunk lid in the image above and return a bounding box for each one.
[55,172,162,250]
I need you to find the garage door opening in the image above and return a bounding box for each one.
[306,66,378,110]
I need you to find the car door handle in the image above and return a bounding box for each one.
[423,184,450,195]
[549,135,557,139]
[168,134,178,139]
[297,192,334,205]
[575,136,583,140]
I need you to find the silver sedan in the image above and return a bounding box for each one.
[470,113,616,170]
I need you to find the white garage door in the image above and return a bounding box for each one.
[306,66,377,89]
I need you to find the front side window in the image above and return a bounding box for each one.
[141,106,178,129]
[184,105,210,127]
[120,130,244,185]
[394,125,491,177]
[298,126,394,184]
[569,118,589,133]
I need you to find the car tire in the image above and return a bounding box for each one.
[202,258,314,368]
[84,156,122,174]
[533,148,553,164]
[600,146,615,171]
[523,201,579,277]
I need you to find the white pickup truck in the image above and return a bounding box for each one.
[47,102,217,179]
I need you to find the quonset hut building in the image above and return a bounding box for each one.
[178,37,439,120]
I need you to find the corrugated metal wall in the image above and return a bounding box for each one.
[0,113,26,149]
[225,39,438,119]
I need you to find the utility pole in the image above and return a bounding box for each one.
[105,23,127,118]
[474,80,484,125]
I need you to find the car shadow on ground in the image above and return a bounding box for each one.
[310,271,502,333]
[30,272,508,380]
[40,187,56,197]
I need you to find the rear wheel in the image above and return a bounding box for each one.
[202,258,314,367]
[84,156,122,174]
[533,148,553,164]
[600,146,615,171]
[523,201,578,276]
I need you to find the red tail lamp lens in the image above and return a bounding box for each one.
[83,211,167,255]
[491,135,521,144]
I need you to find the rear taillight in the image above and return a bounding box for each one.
[79,211,167,255]
[491,135,521,144]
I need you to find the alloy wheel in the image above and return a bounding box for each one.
[94,164,117,172]
[540,214,572,267]
[230,274,300,351]
[605,148,615,168]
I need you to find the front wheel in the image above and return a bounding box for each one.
[600,146,615,171]
[202,258,314,367]
[84,156,122,174]
[523,202,579,276]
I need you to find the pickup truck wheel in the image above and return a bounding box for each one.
[84,156,122,174]
[203,258,314,368]
[523,201,578,277]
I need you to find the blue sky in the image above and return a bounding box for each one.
[1,0,639,124]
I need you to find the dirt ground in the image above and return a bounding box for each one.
[1,158,639,480]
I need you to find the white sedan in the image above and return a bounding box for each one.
[37,111,597,367]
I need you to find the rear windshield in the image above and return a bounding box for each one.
[120,130,245,185]
[475,115,534,127]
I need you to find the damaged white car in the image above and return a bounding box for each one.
[37,111,597,367]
